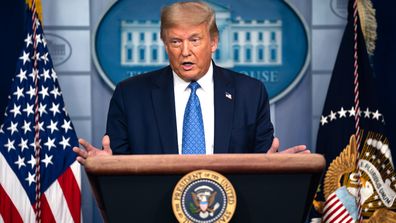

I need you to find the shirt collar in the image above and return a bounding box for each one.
[172,62,214,92]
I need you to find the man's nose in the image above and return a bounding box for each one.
[181,41,191,57]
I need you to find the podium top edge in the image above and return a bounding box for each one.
[84,153,326,175]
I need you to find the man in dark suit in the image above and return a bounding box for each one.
[74,1,308,163]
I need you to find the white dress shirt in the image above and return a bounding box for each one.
[173,62,215,154]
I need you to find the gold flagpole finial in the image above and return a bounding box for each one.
[25,0,43,24]
[357,0,377,56]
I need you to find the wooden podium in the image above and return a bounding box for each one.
[85,154,325,223]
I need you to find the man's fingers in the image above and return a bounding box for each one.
[281,145,310,154]
[76,156,86,165]
[102,135,112,154]
[290,145,306,153]
[292,145,309,153]
[73,137,112,166]
[267,138,310,154]
[73,146,87,165]
[72,146,87,158]
[78,138,95,152]
[267,137,280,153]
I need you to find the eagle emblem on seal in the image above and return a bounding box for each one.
[190,185,221,219]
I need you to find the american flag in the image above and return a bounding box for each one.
[323,190,356,223]
[0,3,81,223]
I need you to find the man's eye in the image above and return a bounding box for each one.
[191,38,201,45]
[170,40,181,46]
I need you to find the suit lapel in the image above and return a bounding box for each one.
[213,65,234,153]
[151,67,178,154]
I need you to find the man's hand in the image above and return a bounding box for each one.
[72,135,113,165]
[267,137,310,154]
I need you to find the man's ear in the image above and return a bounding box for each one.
[164,44,169,54]
[163,42,171,56]
[211,35,219,52]
[161,34,169,53]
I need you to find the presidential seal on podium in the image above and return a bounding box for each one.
[172,170,237,223]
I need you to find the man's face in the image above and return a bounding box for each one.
[163,23,218,81]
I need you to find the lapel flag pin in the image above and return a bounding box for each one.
[225,92,232,100]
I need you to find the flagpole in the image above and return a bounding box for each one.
[353,0,363,221]
[31,0,42,222]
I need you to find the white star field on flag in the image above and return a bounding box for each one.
[320,106,385,126]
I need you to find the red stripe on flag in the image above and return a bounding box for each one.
[323,197,338,216]
[339,212,350,223]
[35,194,56,223]
[323,202,343,223]
[332,208,348,223]
[0,184,23,223]
[58,167,81,223]
[323,193,337,213]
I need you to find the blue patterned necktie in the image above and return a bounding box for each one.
[182,81,206,154]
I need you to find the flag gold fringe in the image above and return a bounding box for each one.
[357,0,377,56]
[25,0,43,24]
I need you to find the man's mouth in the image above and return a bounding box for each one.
[181,62,194,70]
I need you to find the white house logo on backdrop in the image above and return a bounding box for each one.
[93,0,310,103]
[46,33,72,66]
[120,18,282,67]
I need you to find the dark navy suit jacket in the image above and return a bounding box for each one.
[106,64,274,154]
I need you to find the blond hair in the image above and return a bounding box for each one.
[160,1,219,41]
